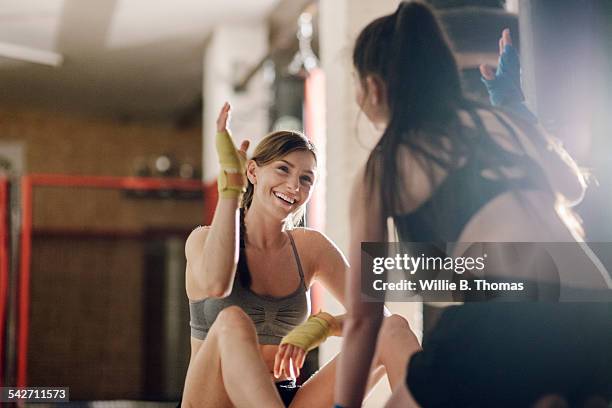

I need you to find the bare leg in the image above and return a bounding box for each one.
[380,315,423,408]
[385,381,421,408]
[287,353,386,408]
[181,306,284,408]
[288,314,419,408]
[374,314,421,389]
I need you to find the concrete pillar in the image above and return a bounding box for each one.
[518,1,611,240]
[320,1,397,254]
[319,1,422,405]
[202,24,270,182]
[518,0,601,161]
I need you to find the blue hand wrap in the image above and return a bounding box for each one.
[481,44,538,124]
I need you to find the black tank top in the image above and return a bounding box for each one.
[394,158,538,243]
[394,110,545,243]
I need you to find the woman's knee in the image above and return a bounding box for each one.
[212,306,257,340]
[379,314,410,342]
[377,314,420,355]
[374,314,417,369]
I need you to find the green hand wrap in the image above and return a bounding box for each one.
[216,130,246,198]
[280,312,334,351]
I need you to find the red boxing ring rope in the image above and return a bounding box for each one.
[16,174,215,387]
[0,177,9,388]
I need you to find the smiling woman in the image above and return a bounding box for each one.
[179,102,420,408]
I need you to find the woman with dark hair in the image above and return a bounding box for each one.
[335,2,611,407]
[180,103,419,407]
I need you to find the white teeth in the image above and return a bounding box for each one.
[274,192,295,204]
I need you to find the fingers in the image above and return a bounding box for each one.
[285,348,296,379]
[278,344,293,378]
[288,347,306,379]
[216,102,231,133]
[291,348,301,378]
[275,344,309,379]
[219,101,230,113]
[283,345,295,379]
[479,64,495,81]
[273,346,281,378]
[239,140,250,154]
[499,28,512,56]
[274,344,288,378]
[296,349,306,369]
[502,28,512,47]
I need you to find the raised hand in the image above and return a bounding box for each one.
[479,29,538,123]
[215,102,250,198]
[480,29,515,79]
[479,29,523,105]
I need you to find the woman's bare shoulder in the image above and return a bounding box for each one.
[188,225,211,238]
[290,227,349,285]
[290,227,345,259]
[289,227,328,247]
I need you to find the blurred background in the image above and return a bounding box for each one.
[0,0,610,406]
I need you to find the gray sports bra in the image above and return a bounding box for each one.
[189,231,310,345]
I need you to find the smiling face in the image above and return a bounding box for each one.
[247,150,317,221]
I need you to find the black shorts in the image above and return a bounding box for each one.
[176,380,300,407]
[406,303,612,407]
[275,379,300,406]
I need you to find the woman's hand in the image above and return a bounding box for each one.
[479,28,514,81]
[216,102,250,157]
[479,28,523,105]
[479,29,538,124]
[215,102,250,198]
[273,343,307,379]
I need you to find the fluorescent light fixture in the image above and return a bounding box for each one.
[106,0,280,49]
[0,41,63,66]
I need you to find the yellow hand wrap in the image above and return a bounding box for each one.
[216,130,247,198]
[280,312,335,351]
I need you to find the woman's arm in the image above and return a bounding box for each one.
[185,200,241,299]
[274,226,392,379]
[481,29,586,206]
[311,229,391,334]
[273,228,348,378]
[185,102,250,300]
[335,171,387,407]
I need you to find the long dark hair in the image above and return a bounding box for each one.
[354,1,547,232]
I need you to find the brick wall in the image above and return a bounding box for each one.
[1,106,202,399]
